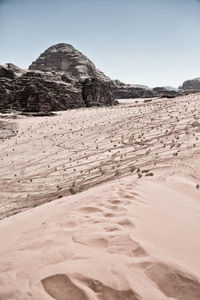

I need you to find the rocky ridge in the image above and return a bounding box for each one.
[112,80,182,99]
[29,43,110,82]
[0,43,188,112]
[0,62,114,112]
[180,77,200,93]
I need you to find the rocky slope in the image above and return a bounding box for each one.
[29,43,110,82]
[0,43,185,112]
[0,63,114,112]
[180,77,200,92]
[112,80,182,99]
[29,43,182,99]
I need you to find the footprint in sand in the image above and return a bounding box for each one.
[145,262,200,300]
[72,231,109,248]
[106,234,148,257]
[42,274,88,300]
[106,205,127,212]
[78,206,103,214]
[103,212,117,218]
[108,199,122,205]
[117,217,135,229]
[80,276,141,300]
[59,220,79,228]
[104,225,121,232]
[42,274,141,300]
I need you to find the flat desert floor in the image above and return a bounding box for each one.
[0,94,200,299]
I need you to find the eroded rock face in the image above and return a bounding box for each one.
[112,82,182,99]
[29,43,110,81]
[112,84,155,99]
[0,65,85,111]
[180,78,200,92]
[82,78,114,107]
[152,87,182,98]
[15,71,84,111]
[0,44,117,112]
[0,43,186,112]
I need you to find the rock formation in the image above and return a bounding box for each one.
[0,62,114,112]
[152,87,182,98]
[81,77,114,107]
[112,80,155,99]
[0,43,186,113]
[112,81,182,99]
[29,43,110,82]
[0,64,84,111]
[29,43,182,100]
[180,77,200,93]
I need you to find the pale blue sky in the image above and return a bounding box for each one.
[0,0,200,87]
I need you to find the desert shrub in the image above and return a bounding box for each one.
[69,181,88,195]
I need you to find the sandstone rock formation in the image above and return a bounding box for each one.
[152,87,182,98]
[0,43,186,113]
[29,43,110,82]
[0,64,84,111]
[180,77,200,92]
[29,43,182,100]
[112,81,182,99]
[81,77,114,107]
[0,62,114,112]
[112,80,155,99]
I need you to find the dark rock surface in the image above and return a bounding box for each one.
[152,87,182,98]
[14,71,84,111]
[112,81,182,99]
[0,65,84,111]
[82,77,114,107]
[112,84,155,99]
[0,62,114,112]
[180,78,200,93]
[29,43,110,81]
[0,43,187,113]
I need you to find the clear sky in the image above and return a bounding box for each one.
[0,0,200,87]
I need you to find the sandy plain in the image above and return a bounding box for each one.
[0,94,200,299]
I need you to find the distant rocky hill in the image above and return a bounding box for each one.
[0,63,114,112]
[180,77,200,93]
[29,43,110,82]
[0,43,185,112]
[112,80,182,99]
[29,43,183,99]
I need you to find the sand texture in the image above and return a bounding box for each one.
[0,94,200,299]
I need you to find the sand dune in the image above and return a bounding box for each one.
[0,94,200,299]
[0,172,200,299]
[1,94,200,219]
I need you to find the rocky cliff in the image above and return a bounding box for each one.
[0,43,185,113]
[112,81,182,99]
[180,77,200,92]
[29,43,182,99]
[29,43,110,82]
[0,62,114,112]
[0,64,84,111]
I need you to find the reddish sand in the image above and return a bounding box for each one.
[0,94,200,299]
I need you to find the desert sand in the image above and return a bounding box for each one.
[0,94,200,299]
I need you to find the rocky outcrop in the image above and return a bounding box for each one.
[0,64,84,111]
[152,87,182,98]
[0,43,186,113]
[14,71,84,111]
[112,81,182,99]
[0,44,117,112]
[180,78,200,93]
[112,85,155,99]
[0,63,115,112]
[82,78,114,107]
[29,43,110,82]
